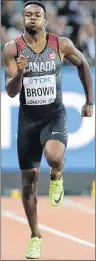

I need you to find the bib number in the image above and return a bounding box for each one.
[23,75,56,105]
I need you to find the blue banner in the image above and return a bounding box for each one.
[1,66,95,172]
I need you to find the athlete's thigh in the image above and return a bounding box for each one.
[40,110,68,148]
[17,117,43,169]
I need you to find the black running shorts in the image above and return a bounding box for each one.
[17,110,68,169]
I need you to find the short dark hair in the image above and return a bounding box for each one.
[24,1,46,16]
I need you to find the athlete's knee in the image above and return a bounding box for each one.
[21,168,39,198]
[49,155,64,168]
[44,140,65,168]
[45,150,64,168]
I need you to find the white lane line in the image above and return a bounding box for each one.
[2,210,95,249]
[63,199,95,214]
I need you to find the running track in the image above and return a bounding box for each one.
[1,196,95,260]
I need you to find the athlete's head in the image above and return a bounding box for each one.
[23,1,46,35]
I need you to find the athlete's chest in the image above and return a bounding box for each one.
[20,47,61,74]
[26,59,56,73]
[19,43,61,106]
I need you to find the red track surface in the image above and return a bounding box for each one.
[1,196,95,260]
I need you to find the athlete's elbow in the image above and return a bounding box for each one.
[7,92,16,98]
[79,54,89,68]
[9,92,16,98]
[6,87,16,98]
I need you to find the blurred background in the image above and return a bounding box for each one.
[1,0,95,196]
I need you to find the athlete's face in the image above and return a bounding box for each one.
[23,4,46,35]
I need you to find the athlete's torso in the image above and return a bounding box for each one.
[15,33,65,119]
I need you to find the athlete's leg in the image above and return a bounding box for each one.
[40,111,67,179]
[44,140,65,178]
[21,167,42,259]
[21,168,41,238]
[17,115,43,238]
[44,140,65,206]
[40,111,68,206]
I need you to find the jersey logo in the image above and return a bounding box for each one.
[52,132,64,135]
[48,53,56,59]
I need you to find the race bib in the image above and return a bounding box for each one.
[23,75,56,105]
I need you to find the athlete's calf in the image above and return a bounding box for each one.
[21,168,41,238]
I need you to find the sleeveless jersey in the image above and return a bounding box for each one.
[15,33,65,119]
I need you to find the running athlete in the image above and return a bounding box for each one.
[3,1,93,259]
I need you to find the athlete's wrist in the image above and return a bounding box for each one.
[86,101,94,106]
[17,68,25,75]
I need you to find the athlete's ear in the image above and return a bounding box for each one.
[21,17,24,25]
[44,18,47,27]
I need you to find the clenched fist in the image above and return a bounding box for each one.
[81,103,93,118]
[16,55,28,73]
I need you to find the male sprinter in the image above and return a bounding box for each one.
[3,1,93,259]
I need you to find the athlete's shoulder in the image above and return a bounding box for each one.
[48,33,71,42]
[58,37,73,46]
[48,33,73,47]
[3,39,17,58]
[58,37,74,54]
[4,39,16,49]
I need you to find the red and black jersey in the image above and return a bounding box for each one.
[15,33,65,118]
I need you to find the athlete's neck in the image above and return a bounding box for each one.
[23,30,46,46]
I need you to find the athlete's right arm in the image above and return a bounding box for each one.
[3,41,28,98]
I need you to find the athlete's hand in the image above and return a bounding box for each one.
[81,104,93,118]
[16,55,28,73]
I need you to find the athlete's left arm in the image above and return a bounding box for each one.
[59,37,94,117]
